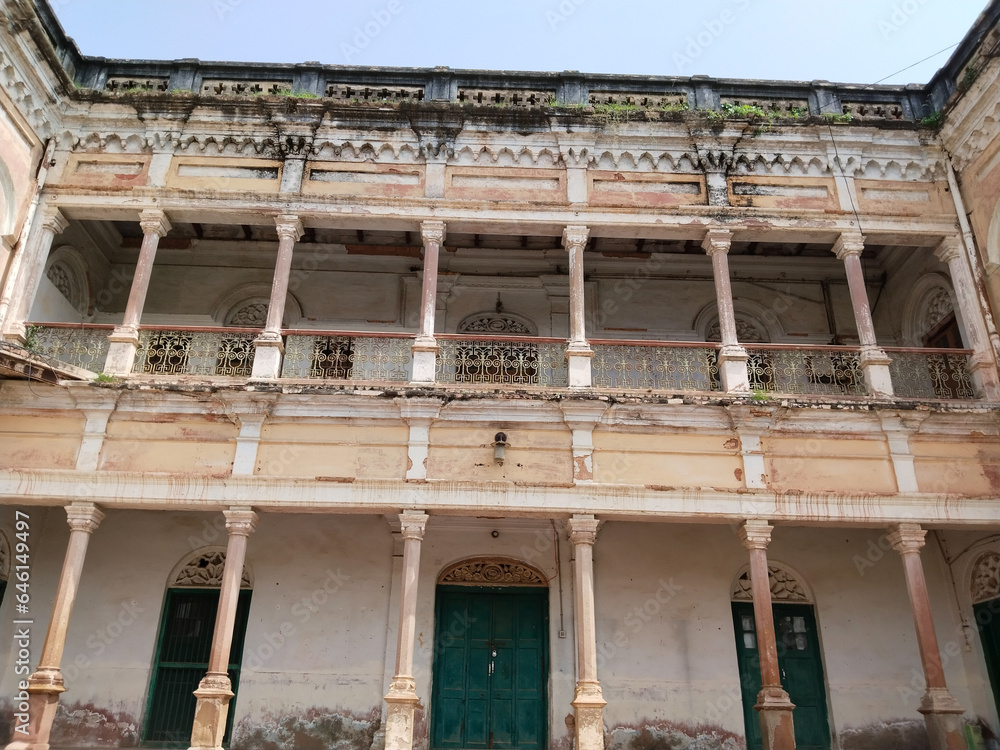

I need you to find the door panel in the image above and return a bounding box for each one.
[975,598,1000,721]
[431,587,548,750]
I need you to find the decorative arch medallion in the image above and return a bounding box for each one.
[171,549,253,589]
[458,312,537,336]
[972,551,1000,604]
[438,557,547,586]
[44,246,90,315]
[731,563,810,603]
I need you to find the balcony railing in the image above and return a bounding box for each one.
[281,331,413,382]
[437,336,569,387]
[743,344,866,397]
[886,347,975,399]
[591,341,720,392]
[26,323,112,372]
[133,327,258,376]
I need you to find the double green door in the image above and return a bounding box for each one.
[432,587,548,750]
[732,602,830,750]
[144,588,252,746]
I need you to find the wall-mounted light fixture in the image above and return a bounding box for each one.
[493,432,508,465]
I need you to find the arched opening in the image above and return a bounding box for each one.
[730,562,831,750]
[971,551,1000,718]
[431,558,548,750]
[143,549,253,747]
[451,311,543,385]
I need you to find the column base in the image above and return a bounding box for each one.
[718,345,750,393]
[383,677,420,750]
[2,323,27,345]
[566,345,593,389]
[410,342,438,385]
[104,327,140,376]
[3,670,66,750]
[571,681,606,750]
[250,335,285,379]
[918,688,966,750]
[753,685,796,750]
[859,346,894,398]
[968,353,1000,400]
[188,673,234,750]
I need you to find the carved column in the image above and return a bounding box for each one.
[738,520,795,750]
[887,524,966,750]
[703,228,751,392]
[251,215,304,379]
[832,234,894,397]
[10,503,104,750]
[934,236,1000,400]
[1,208,68,343]
[568,514,605,750]
[383,511,429,750]
[411,222,445,384]
[563,225,593,388]
[189,507,258,750]
[104,210,172,376]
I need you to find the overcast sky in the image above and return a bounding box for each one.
[51,0,987,85]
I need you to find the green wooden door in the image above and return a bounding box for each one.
[144,588,252,747]
[732,602,830,750]
[975,598,1000,719]
[432,587,548,750]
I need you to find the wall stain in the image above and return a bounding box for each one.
[50,701,140,747]
[839,719,929,750]
[606,720,745,750]
[233,706,380,750]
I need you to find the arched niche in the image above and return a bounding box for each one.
[971,551,1000,605]
[43,245,91,315]
[694,299,783,344]
[730,561,813,603]
[901,272,960,347]
[168,547,253,589]
[210,283,302,328]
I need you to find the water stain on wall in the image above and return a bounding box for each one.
[232,707,380,750]
[607,720,746,750]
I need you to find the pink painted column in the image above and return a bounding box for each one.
[1,207,69,342]
[934,236,1000,399]
[104,209,172,375]
[703,228,751,392]
[832,234,894,397]
[251,215,304,379]
[738,520,796,750]
[568,514,605,750]
[887,524,966,750]
[189,507,258,750]
[9,503,104,750]
[411,222,445,384]
[383,511,429,750]
[563,225,593,388]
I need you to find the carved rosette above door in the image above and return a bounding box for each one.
[439,557,547,586]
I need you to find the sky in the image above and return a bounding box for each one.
[51,0,989,85]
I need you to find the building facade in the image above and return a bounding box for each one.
[1,1,999,749]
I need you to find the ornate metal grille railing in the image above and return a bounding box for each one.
[437,336,568,387]
[743,345,866,396]
[591,341,720,391]
[133,328,257,377]
[885,348,976,399]
[280,332,413,382]
[26,324,112,372]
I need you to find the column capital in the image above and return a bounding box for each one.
[832,233,866,260]
[399,510,429,540]
[567,513,600,545]
[737,519,774,550]
[701,227,733,255]
[887,522,926,553]
[65,502,105,534]
[275,214,304,242]
[420,220,446,245]
[138,209,171,238]
[562,225,590,252]
[933,235,963,264]
[41,208,69,236]
[223,506,259,536]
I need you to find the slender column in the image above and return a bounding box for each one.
[251,215,304,379]
[737,520,795,750]
[384,511,429,750]
[934,236,1000,399]
[563,225,593,388]
[8,503,104,750]
[833,234,894,397]
[104,210,172,376]
[703,228,751,392]
[411,222,445,384]
[1,208,68,342]
[887,524,966,750]
[189,507,258,750]
[567,514,605,750]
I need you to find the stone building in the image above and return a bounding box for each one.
[0,1,999,749]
